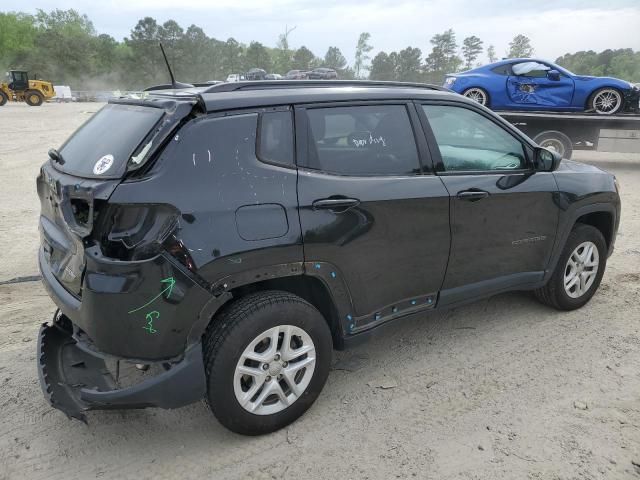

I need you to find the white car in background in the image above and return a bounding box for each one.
[53,85,74,102]
[226,74,245,82]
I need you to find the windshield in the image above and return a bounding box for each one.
[57,104,164,179]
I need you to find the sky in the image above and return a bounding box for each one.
[13,0,640,65]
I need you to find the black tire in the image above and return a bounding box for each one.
[533,130,573,159]
[535,224,607,310]
[587,87,623,115]
[25,90,44,106]
[203,290,332,435]
[0,91,7,106]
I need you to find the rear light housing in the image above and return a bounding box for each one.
[97,204,180,261]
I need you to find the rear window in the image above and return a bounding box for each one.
[57,104,164,178]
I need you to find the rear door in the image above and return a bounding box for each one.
[507,61,575,108]
[418,101,559,304]
[296,102,450,325]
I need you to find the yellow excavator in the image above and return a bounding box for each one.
[0,70,55,107]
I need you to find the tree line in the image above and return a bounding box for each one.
[1,9,638,90]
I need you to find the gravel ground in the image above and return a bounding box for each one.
[0,102,639,480]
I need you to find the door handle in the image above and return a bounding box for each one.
[312,197,360,212]
[456,190,490,202]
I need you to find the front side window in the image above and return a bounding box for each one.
[512,61,551,78]
[305,105,420,175]
[423,105,527,172]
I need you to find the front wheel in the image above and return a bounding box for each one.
[203,291,332,435]
[589,88,622,115]
[0,91,7,106]
[25,90,44,106]
[535,224,607,310]
[462,87,489,106]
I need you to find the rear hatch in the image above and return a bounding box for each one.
[37,96,198,297]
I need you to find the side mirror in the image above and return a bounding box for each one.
[547,69,561,81]
[535,147,562,172]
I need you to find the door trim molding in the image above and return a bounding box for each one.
[439,271,544,307]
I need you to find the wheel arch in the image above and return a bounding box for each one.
[575,210,615,250]
[544,202,618,283]
[586,85,624,110]
[189,266,348,351]
[229,275,343,348]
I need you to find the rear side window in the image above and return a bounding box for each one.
[58,104,164,178]
[423,105,526,172]
[491,64,512,75]
[305,105,420,176]
[257,111,294,167]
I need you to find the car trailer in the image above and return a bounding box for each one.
[498,111,640,159]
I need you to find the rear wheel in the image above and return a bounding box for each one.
[203,290,332,435]
[535,224,607,310]
[25,90,44,106]
[533,130,573,159]
[462,87,489,106]
[589,88,622,115]
[0,91,7,106]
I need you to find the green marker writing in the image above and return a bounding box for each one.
[128,277,176,314]
[143,310,159,334]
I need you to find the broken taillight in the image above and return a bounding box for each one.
[98,204,179,261]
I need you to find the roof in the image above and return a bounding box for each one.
[202,87,457,112]
[145,80,461,113]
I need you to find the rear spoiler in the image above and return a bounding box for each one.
[109,92,206,114]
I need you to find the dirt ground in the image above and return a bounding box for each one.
[0,102,639,480]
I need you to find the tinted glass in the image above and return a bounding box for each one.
[58,104,163,178]
[306,105,420,175]
[257,111,294,167]
[423,105,526,172]
[491,65,511,75]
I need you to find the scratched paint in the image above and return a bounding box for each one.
[127,277,175,314]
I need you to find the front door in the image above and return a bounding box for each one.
[296,102,451,324]
[419,102,559,304]
[506,61,574,108]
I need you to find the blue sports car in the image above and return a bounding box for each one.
[444,58,640,115]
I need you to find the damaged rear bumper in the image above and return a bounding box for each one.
[37,317,206,422]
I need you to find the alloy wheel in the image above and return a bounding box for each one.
[463,88,487,105]
[233,325,316,415]
[564,241,599,298]
[592,89,621,114]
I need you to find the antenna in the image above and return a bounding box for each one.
[159,42,193,90]
[159,42,176,88]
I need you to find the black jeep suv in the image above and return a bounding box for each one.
[37,80,620,435]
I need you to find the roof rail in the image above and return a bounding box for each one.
[144,83,198,92]
[201,80,448,94]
